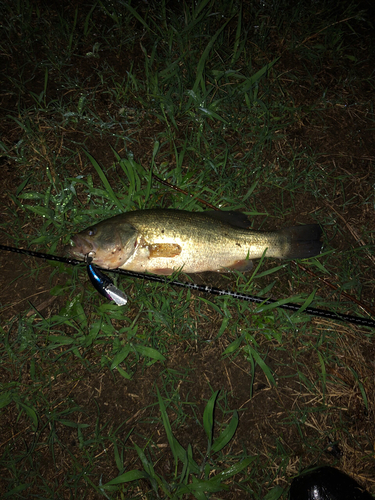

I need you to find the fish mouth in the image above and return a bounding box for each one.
[66,235,96,260]
[65,235,119,269]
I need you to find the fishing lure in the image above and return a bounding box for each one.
[86,256,127,306]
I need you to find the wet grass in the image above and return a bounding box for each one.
[1,0,375,498]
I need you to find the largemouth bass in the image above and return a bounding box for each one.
[67,209,322,275]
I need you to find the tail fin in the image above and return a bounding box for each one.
[280,224,323,259]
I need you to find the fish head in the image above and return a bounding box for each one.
[67,219,138,269]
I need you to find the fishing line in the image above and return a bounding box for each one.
[1,244,374,328]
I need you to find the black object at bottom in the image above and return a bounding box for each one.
[289,466,374,500]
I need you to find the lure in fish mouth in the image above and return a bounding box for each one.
[67,209,323,275]
[68,234,96,259]
[67,218,138,269]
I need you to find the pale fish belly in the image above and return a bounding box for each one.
[119,235,262,275]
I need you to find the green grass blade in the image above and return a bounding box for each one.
[83,150,123,210]
[263,485,284,500]
[296,289,317,314]
[0,391,12,409]
[244,345,276,386]
[118,0,151,32]
[231,3,243,65]
[242,58,280,90]
[203,390,219,446]
[134,345,166,362]
[211,410,239,453]
[110,345,132,370]
[17,402,38,430]
[177,476,225,496]
[191,17,232,98]
[103,469,148,486]
[214,456,256,480]
[317,350,326,402]
[134,443,156,479]
[222,336,243,356]
[157,387,185,465]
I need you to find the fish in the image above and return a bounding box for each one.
[67,209,322,275]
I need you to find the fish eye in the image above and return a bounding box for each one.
[87,227,97,236]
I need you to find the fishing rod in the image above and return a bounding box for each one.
[1,244,374,329]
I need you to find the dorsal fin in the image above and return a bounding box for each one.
[204,210,251,229]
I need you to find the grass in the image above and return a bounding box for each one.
[101,389,256,499]
[1,0,375,498]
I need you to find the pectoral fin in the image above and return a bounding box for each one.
[149,243,182,258]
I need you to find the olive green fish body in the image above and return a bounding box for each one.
[68,209,322,275]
